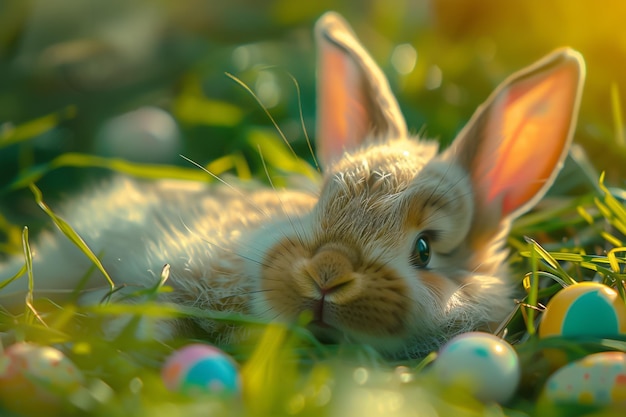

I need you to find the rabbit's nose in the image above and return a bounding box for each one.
[308,249,352,288]
[302,249,363,303]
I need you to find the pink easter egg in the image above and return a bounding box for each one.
[161,344,240,397]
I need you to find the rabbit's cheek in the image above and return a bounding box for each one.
[325,266,411,336]
[417,270,455,299]
[257,237,310,317]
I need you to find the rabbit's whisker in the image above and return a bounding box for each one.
[178,154,273,220]
[226,71,298,160]
[257,145,309,248]
[286,71,321,173]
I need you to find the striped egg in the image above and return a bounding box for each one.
[161,344,240,397]
[543,351,626,406]
[539,282,626,338]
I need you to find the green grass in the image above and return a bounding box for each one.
[0,125,625,416]
[2,2,626,415]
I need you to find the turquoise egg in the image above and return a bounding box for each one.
[539,282,626,338]
[434,332,520,403]
[161,344,240,397]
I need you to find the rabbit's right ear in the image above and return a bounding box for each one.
[315,12,407,168]
[444,49,585,240]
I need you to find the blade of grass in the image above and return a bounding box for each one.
[21,226,34,321]
[0,106,76,148]
[20,227,47,328]
[85,301,182,318]
[0,264,27,291]
[29,183,115,292]
[601,231,623,247]
[0,212,23,254]
[246,128,319,181]
[6,153,216,192]
[597,172,626,236]
[524,240,539,335]
[576,205,595,225]
[523,237,577,285]
[241,323,297,414]
[607,247,626,274]
[519,249,625,270]
[205,152,252,180]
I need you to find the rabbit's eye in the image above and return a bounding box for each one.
[410,235,431,268]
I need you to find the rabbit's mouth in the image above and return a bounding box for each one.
[306,297,343,342]
[306,320,343,344]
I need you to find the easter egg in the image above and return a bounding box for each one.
[434,332,521,403]
[94,106,181,164]
[539,282,626,339]
[542,351,626,406]
[0,343,84,416]
[161,344,240,397]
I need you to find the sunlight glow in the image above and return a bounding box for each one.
[255,70,281,108]
[425,65,442,90]
[391,43,417,75]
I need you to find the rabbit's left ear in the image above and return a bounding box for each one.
[444,48,585,234]
[315,12,407,168]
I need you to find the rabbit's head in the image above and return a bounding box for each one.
[250,12,584,357]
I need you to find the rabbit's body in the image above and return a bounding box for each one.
[0,12,584,357]
[0,177,317,342]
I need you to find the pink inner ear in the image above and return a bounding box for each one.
[482,63,580,217]
[317,39,368,167]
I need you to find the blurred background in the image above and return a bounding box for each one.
[1,0,625,219]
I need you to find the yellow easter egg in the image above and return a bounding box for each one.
[539,282,626,339]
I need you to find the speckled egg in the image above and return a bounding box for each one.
[161,344,240,397]
[542,351,626,406]
[0,343,84,416]
[434,332,521,403]
[539,282,626,339]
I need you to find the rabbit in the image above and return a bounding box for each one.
[0,12,584,358]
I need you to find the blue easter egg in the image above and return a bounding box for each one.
[539,282,626,338]
[162,344,240,397]
[434,332,520,403]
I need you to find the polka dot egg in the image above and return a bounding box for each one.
[0,343,84,416]
[162,344,240,397]
[434,332,521,403]
[539,282,626,338]
[543,351,626,406]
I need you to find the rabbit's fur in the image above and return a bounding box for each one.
[0,12,584,358]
